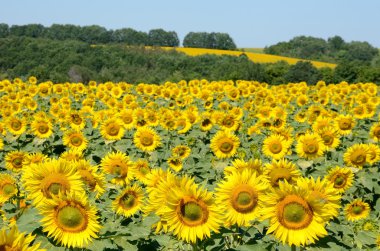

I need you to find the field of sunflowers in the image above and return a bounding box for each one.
[0,77,380,250]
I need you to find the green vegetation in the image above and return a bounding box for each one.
[264,35,379,65]
[183,32,237,50]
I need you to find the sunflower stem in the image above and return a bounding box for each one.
[291,244,297,251]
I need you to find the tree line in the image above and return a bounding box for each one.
[1,36,379,85]
[0,23,236,50]
[264,35,379,65]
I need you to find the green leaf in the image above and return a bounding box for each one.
[113,237,137,251]
[17,207,42,233]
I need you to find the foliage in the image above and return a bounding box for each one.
[183,32,237,50]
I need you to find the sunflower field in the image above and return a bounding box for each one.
[0,77,380,250]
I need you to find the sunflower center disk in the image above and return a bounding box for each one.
[220,142,233,153]
[12,158,23,168]
[304,142,318,154]
[141,136,153,146]
[71,136,83,146]
[351,152,366,165]
[48,183,63,196]
[352,205,364,215]
[339,120,351,130]
[322,135,333,145]
[121,194,136,209]
[108,125,120,136]
[283,203,306,223]
[334,176,346,187]
[278,196,313,230]
[38,124,49,134]
[57,206,86,231]
[270,142,282,154]
[183,202,203,222]
[2,184,16,195]
[11,121,22,130]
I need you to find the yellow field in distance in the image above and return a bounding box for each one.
[162,47,336,69]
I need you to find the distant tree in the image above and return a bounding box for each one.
[148,29,179,47]
[78,25,111,44]
[333,61,360,83]
[111,28,148,45]
[264,61,290,85]
[345,41,378,62]
[284,61,322,84]
[0,23,9,38]
[328,35,345,51]
[183,32,236,50]
[46,24,82,40]
[9,24,45,38]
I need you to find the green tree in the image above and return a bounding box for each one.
[284,61,322,84]
[148,29,179,47]
[0,23,9,38]
[111,28,148,45]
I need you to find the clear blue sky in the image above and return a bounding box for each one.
[1,0,379,48]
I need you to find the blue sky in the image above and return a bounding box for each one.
[1,0,379,47]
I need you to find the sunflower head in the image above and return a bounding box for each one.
[325,166,354,193]
[264,159,301,188]
[210,130,240,159]
[345,199,370,221]
[112,184,144,218]
[133,127,161,152]
[39,192,101,248]
[343,144,369,169]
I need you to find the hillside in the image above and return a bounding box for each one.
[164,47,336,69]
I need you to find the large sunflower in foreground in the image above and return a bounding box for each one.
[343,143,369,169]
[22,158,84,206]
[296,133,325,160]
[133,127,161,152]
[112,183,144,218]
[261,181,328,246]
[210,130,240,159]
[0,226,42,251]
[39,192,101,248]
[344,199,370,222]
[215,169,269,226]
[325,166,354,193]
[262,134,291,160]
[159,178,221,243]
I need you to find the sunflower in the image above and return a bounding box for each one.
[334,114,355,135]
[73,160,106,198]
[22,152,47,168]
[325,166,354,193]
[68,111,86,131]
[22,158,84,206]
[296,133,325,160]
[171,145,191,160]
[112,183,144,218]
[264,159,301,188]
[344,199,370,222]
[262,134,291,160]
[133,127,161,152]
[31,118,53,139]
[261,181,328,246]
[0,174,18,204]
[100,151,134,185]
[343,143,369,169]
[132,159,151,184]
[366,143,380,165]
[60,149,84,162]
[167,157,183,172]
[0,226,42,251]
[218,114,240,132]
[100,118,125,141]
[199,112,213,131]
[369,122,380,142]
[63,130,88,151]
[215,169,268,227]
[316,126,340,150]
[159,178,221,243]
[296,177,341,221]
[5,151,26,173]
[210,130,240,159]
[224,158,264,176]
[6,116,27,135]
[39,191,101,248]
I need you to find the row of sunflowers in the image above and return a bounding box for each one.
[0,77,380,250]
